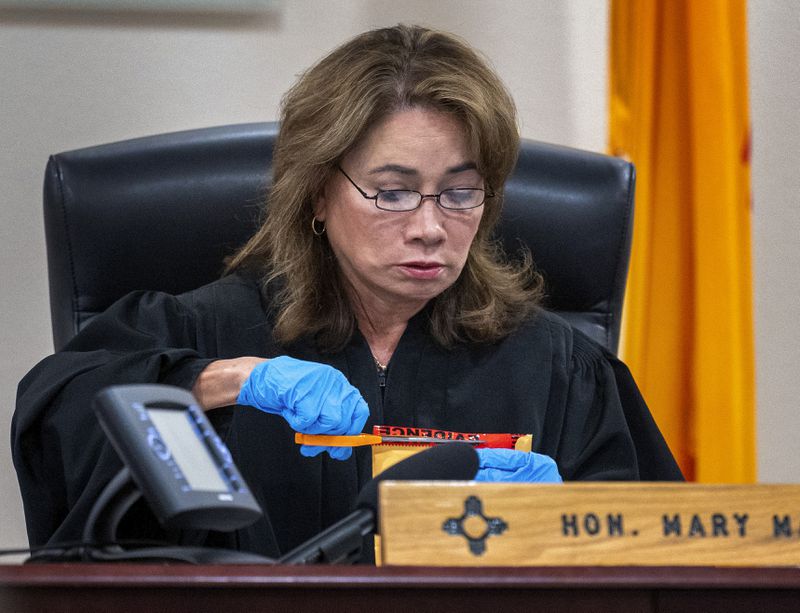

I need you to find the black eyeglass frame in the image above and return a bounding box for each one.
[337,166,494,212]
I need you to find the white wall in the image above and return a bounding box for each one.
[748,0,800,482]
[0,0,797,556]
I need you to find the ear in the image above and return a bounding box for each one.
[312,183,329,222]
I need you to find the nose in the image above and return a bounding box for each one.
[405,196,446,245]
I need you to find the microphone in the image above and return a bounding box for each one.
[278,443,479,565]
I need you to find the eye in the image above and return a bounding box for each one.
[440,188,484,208]
[376,190,420,211]
[378,190,405,203]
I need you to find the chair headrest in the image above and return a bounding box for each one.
[44,122,633,353]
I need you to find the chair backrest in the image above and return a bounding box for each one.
[43,122,634,353]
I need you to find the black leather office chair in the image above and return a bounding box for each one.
[43,122,634,353]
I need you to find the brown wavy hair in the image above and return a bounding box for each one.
[228,24,543,350]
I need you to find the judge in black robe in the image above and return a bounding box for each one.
[13,24,682,559]
[13,273,682,556]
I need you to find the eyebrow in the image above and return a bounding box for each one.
[367,161,478,176]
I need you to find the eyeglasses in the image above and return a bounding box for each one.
[338,167,493,212]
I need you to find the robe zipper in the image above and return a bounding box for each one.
[375,362,387,403]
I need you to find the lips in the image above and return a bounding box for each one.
[398,261,445,280]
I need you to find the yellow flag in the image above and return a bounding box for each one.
[609,0,755,482]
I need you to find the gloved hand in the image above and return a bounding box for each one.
[237,356,370,461]
[474,448,562,483]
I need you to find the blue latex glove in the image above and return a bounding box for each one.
[237,356,370,461]
[474,448,562,483]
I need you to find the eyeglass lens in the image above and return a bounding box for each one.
[377,189,485,211]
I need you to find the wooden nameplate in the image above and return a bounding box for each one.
[378,483,800,566]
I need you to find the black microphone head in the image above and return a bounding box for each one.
[356,443,479,521]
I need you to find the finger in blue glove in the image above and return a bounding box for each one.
[237,356,370,461]
[299,443,354,461]
[474,448,562,483]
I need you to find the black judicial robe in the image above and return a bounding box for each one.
[12,274,682,555]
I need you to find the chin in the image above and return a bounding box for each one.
[404,280,453,302]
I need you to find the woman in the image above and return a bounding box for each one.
[13,25,681,558]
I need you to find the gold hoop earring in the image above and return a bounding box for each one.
[311,217,326,236]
